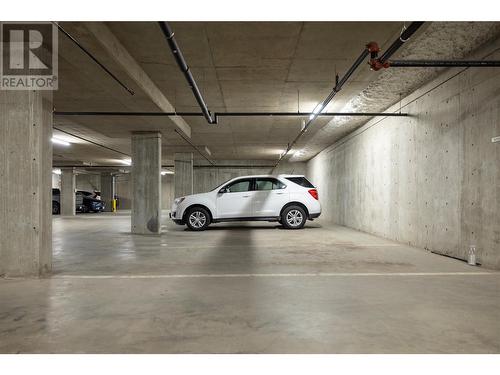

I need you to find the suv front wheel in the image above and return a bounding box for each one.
[281,205,306,229]
[185,207,211,231]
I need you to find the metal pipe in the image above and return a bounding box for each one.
[273,48,371,170]
[54,22,135,96]
[378,22,425,63]
[389,59,500,67]
[272,21,424,170]
[53,165,132,169]
[174,129,215,166]
[53,127,130,157]
[54,111,408,117]
[215,112,407,117]
[158,22,215,124]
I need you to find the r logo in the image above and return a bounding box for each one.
[0,22,58,90]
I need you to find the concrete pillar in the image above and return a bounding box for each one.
[101,172,114,212]
[131,132,161,234]
[0,90,52,277]
[60,168,76,216]
[174,152,193,198]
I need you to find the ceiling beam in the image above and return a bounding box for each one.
[84,22,191,138]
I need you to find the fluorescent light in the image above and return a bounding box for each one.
[119,158,131,166]
[51,137,70,146]
[309,102,324,120]
[312,103,323,114]
[52,168,62,175]
[161,170,174,176]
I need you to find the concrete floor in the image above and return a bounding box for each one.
[1,211,499,353]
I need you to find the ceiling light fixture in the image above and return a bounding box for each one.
[52,168,62,175]
[119,158,132,166]
[161,170,174,176]
[51,137,71,146]
[309,102,324,120]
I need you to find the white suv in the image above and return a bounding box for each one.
[170,175,321,231]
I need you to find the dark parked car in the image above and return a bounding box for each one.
[52,189,104,214]
[77,190,105,213]
[52,188,84,215]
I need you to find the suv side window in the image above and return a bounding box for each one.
[224,179,252,193]
[285,177,314,188]
[255,178,286,191]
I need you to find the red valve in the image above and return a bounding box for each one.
[369,59,391,71]
[366,41,380,53]
[366,41,390,71]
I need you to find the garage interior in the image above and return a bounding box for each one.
[1,21,500,353]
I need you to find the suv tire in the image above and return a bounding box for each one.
[281,205,306,229]
[185,207,211,231]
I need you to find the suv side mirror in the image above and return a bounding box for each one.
[219,187,228,194]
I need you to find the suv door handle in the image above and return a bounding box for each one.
[242,195,251,198]
[276,192,285,195]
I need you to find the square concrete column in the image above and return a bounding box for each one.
[131,132,162,234]
[60,168,76,216]
[101,172,114,212]
[174,152,193,198]
[0,90,52,277]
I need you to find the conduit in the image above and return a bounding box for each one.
[53,111,408,118]
[174,129,216,166]
[272,21,425,171]
[54,22,135,96]
[369,23,500,70]
[159,22,216,124]
[388,60,500,67]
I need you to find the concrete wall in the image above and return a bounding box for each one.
[115,174,132,209]
[75,173,101,192]
[162,174,174,209]
[307,46,500,269]
[52,173,61,189]
[115,173,174,210]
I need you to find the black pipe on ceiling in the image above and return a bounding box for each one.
[174,129,216,166]
[54,22,135,96]
[272,48,372,170]
[378,22,425,63]
[53,164,175,169]
[53,127,130,157]
[53,111,408,118]
[158,22,216,124]
[389,60,500,67]
[272,21,425,171]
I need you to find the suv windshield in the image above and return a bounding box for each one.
[285,176,314,188]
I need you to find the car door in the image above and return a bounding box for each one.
[252,178,289,217]
[216,178,255,219]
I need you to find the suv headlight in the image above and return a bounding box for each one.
[174,197,185,205]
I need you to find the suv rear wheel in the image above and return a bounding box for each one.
[281,205,306,229]
[186,207,211,231]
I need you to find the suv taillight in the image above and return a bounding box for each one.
[308,189,318,200]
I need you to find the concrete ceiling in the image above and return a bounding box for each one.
[52,21,500,166]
